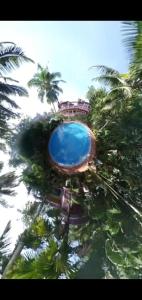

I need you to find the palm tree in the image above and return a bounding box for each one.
[0,42,34,273]
[1,201,44,279]
[0,42,34,120]
[28,64,65,112]
[6,238,75,279]
[0,42,34,207]
[89,63,142,117]
[91,24,142,93]
[0,42,33,73]
[2,202,77,279]
[122,21,142,66]
[90,65,132,94]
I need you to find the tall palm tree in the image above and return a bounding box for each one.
[0,42,34,272]
[28,64,65,112]
[0,41,34,207]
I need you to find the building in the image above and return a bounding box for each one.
[58,99,90,116]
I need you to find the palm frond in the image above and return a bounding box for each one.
[1,221,11,236]
[0,45,34,74]
[89,65,119,76]
[0,42,16,46]
[52,85,63,93]
[28,79,42,88]
[50,72,62,79]
[92,75,125,87]
[0,76,19,83]
[0,221,11,255]
[121,21,142,65]
[0,162,4,170]
[0,82,28,97]
[0,93,20,109]
[0,142,6,152]
[108,86,133,98]
[0,104,18,117]
[0,171,17,198]
[23,249,37,261]
[46,90,58,102]
[0,199,10,208]
[37,64,44,71]
[53,80,66,84]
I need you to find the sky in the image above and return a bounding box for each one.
[0,21,129,249]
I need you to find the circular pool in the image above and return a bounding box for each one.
[48,121,95,174]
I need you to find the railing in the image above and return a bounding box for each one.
[58,101,90,113]
[61,110,88,116]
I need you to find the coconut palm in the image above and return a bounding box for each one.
[0,42,34,271]
[0,42,34,119]
[90,65,132,95]
[0,42,33,73]
[0,42,34,207]
[6,238,75,279]
[28,64,65,112]
[122,21,142,65]
[121,21,142,89]
[2,203,76,279]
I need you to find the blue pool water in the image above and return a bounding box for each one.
[48,122,91,168]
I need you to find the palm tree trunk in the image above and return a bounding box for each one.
[2,203,43,279]
[2,240,24,279]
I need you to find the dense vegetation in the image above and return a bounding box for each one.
[0,21,142,279]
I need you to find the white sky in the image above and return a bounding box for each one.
[0,21,129,250]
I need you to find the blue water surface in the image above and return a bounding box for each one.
[48,122,91,167]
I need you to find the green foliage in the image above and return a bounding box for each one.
[7,236,76,279]
[9,114,71,198]
[7,81,142,278]
[105,239,142,279]
[5,25,142,278]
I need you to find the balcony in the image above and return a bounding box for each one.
[58,100,90,115]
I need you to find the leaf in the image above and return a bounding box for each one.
[107,208,121,215]
[105,239,125,266]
